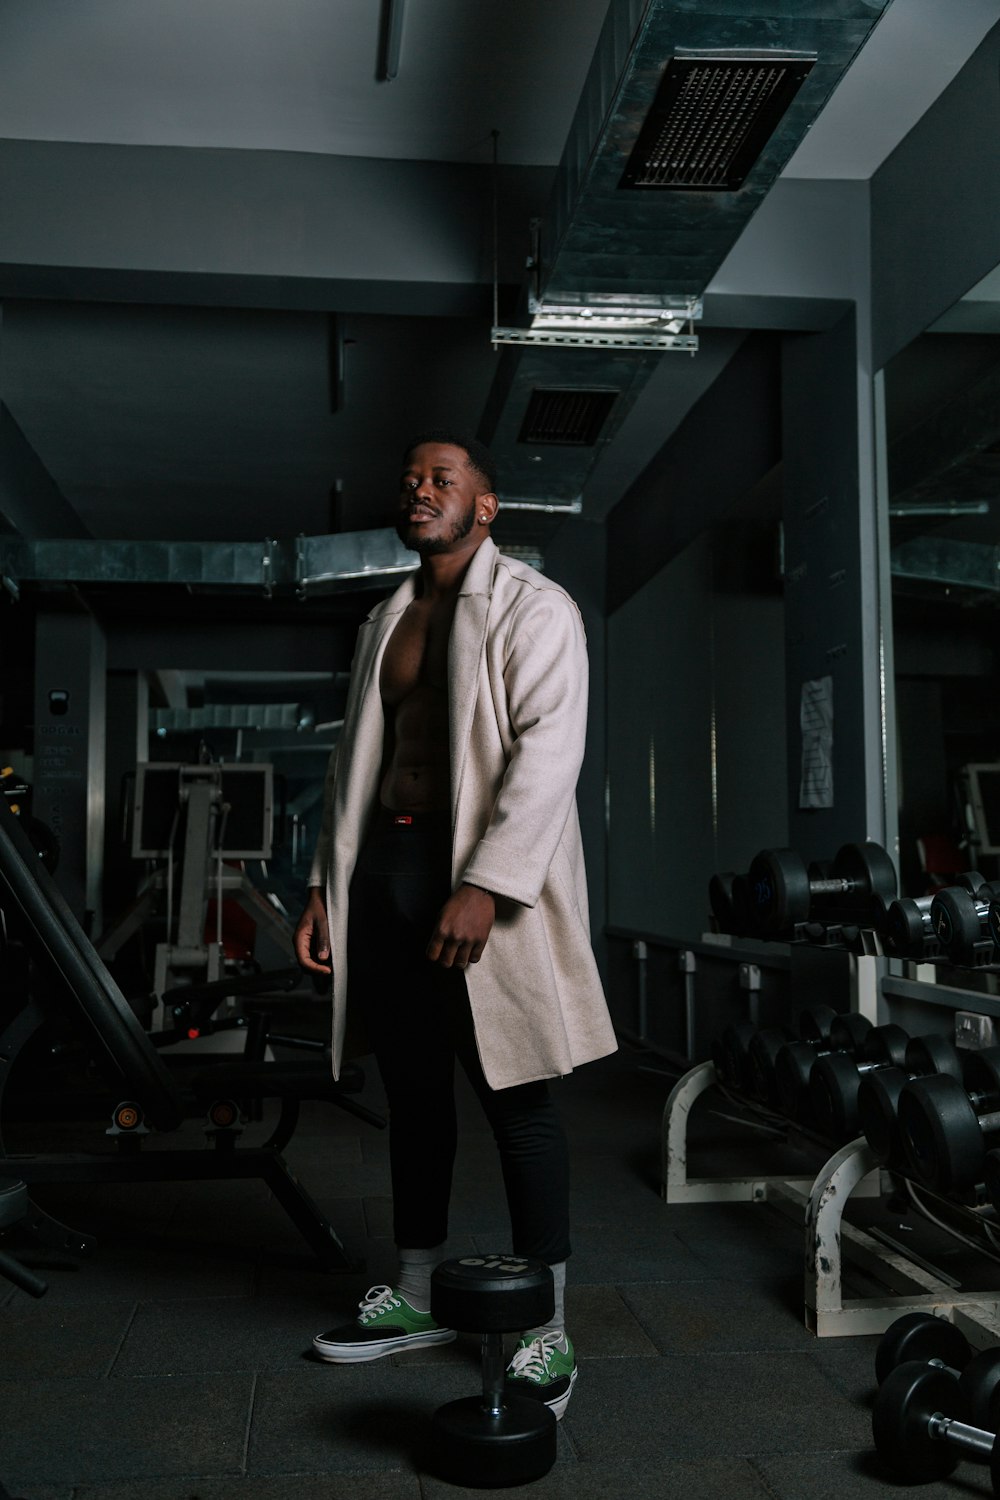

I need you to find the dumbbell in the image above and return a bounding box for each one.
[899,1048,1000,1193]
[856,1034,965,1168]
[773,1013,873,1122]
[709,871,739,934]
[744,842,897,936]
[932,882,1000,967]
[884,874,986,960]
[428,1255,556,1488]
[873,1360,1000,1491]
[875,1312,1000,1431]
[714,1022,758,1091]
[808,1024,910,1140]
[746,1026,795,1108]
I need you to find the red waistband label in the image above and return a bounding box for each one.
[393,815,413,825]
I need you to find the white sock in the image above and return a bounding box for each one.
[524,1259,567,1340]
[395,1244,445,1313]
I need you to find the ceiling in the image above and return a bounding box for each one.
[2,0,1000,650]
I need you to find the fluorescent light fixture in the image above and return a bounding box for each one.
[493,297,701,352]
[378,0,406,81]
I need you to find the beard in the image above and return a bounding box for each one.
[396,497,477,554]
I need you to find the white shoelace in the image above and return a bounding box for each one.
[358,1285,402,1323]
[508,1330,563,1382]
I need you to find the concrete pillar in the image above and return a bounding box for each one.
[781,308,897,863]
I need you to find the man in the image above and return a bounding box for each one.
[294,432,615,1419]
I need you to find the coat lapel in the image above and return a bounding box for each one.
[448,540,496,829]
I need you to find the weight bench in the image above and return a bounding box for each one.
[0,1178,47,1298]
[0,795,379,1273]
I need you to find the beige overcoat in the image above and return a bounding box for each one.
[309,536,617,1090]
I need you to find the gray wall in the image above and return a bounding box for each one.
[607,521,787,942]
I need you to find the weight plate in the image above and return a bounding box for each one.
[720,1023,757,1090]
[774,1041,818,1117]
[959,1348,1000,1430]
[872,1362,964,1482]
[932,888,985,957]
[709,872,737,932]
[961,1047,1000,1102]
[429,1393,557,1488]
[863,1024,910,1069]
[858,1068,909,1166]
[899,1074,985,1193]
[829,1013,872,1054]
[874,1312,972,1385]
[884,897,933,956]
[810,1052,861,1140]
[957,871,987,895]
[990,899,1000,951]
[984,1148,1000,1218]
[905,1034,963,1081]
[747,848,811,931]
[798,1005,838,1043]
[431,1256,554,1334]
[833,841,898,908]
[747,1028,792,1106]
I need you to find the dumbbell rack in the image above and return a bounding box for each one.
[662,1059,1000,1347]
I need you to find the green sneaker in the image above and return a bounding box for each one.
[505,1330,578,1419]
[312,1284,456,1363]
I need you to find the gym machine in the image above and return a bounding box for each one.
[97,761,296,1008]
[0,793,381,1276]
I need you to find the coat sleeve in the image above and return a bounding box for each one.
[307,741,339,888]
[460,587,588,908]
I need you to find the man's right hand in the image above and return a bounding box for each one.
[294,886,332,975]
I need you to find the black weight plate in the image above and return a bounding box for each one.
[774,1041,818,1116]
[959,1349,1000,1430]
[747,1027,792,1105]
[874,1312,972,1384]
[957,871,987,894]
[932,888,984,955]
[833,841,898,907]
[872,1363,964,1482]
[720,1022,757,1090]
[984,1148,1000,1218]
[863,1024,910,1068]
[899,1074,985,1193]
[798,1005,838,1043]
[429,1393,556,1487]
[729,874,758,935]
[431,1256,554,1333]
[747,848,811,931]
[858,1068,909,1166]
[810,1052,861,1140]
[884,897,933,956]
[990,899,1000,952]
[829,1013,872,1054]
[905,1034,963,1080]
[962,1047,1000,1103]
[708,872,737,932]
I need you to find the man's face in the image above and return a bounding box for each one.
[395,442,484,556]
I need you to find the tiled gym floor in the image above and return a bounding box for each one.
[0,1044,989,1499]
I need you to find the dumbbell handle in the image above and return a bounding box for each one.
[810,876,859,899]
[926,1411,996,1460]
[482,1331,505,1416]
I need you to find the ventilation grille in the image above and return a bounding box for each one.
[620,54,814,192]
[519,388,618,446]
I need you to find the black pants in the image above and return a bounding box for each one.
[347,810,571,1264]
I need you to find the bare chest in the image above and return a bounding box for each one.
[379,598,455,705]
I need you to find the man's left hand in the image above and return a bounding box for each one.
[427,884,496,969]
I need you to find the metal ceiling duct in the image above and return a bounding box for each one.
[482,0,894,517]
